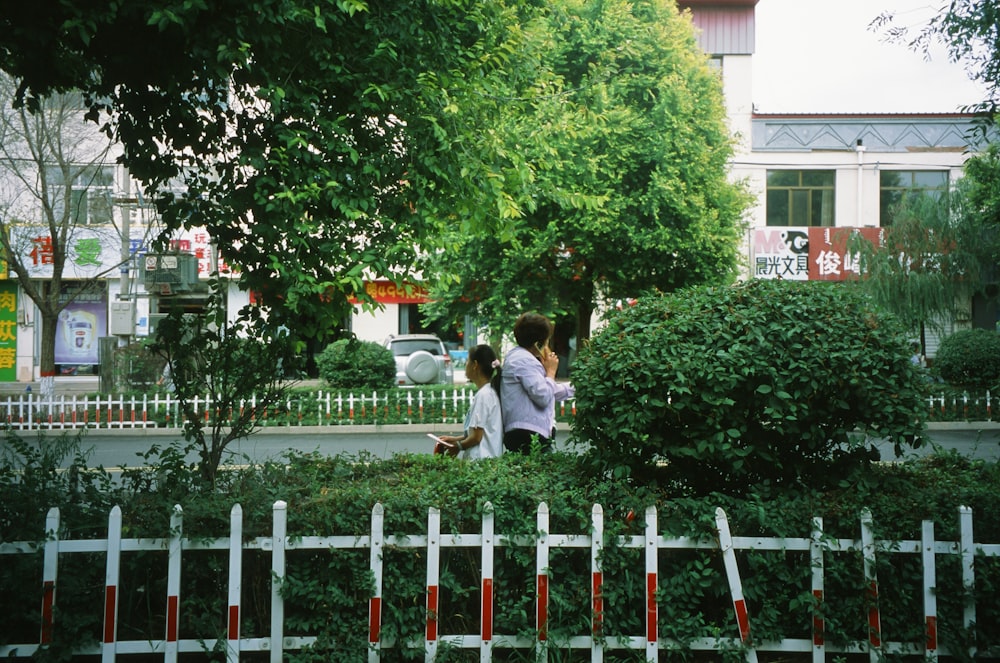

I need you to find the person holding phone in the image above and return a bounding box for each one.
[500,312,574,453]
[437,344,504,459]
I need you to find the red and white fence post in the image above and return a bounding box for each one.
[810,516,825,663]
[40,507,60,647]
[227,504,243,663]
[165,505,183,663]
[270,501,287,663]
[102,506,122,663]
[480,502,495,662]
[959,505,976,659]
[644,505,658,662]
[536,502,550,662]
[860,508,881,663]
[425,507,441,662]
[922,520,939,661]
[368,503,385,663]
[591,503,604,662]
[715,507,758,663]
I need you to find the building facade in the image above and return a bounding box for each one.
[682,0,985,355]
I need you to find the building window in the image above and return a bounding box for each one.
[879,170,948,226]
[46,165,114,225]
[766,170,835,227]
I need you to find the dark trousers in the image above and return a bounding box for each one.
[503,428,552,454]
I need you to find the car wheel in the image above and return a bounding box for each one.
[405,350,439,384]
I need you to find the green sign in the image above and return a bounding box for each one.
[0,282,16,381]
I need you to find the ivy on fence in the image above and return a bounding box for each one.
[2,439,1000,661]
[2,500,1000,661]
[0,388,993,432]
[0,388,578,430]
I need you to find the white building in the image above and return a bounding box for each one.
[682,0,986,354]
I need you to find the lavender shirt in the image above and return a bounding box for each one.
[500,346,575,437]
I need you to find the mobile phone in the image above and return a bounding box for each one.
[427,433,455,448]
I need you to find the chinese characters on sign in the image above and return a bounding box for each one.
[752,227,883,281]
[169,232,230,276]
[340,281,431,305]
[0,283,17,381]
[15,226,130,279]
[362,281,430,304]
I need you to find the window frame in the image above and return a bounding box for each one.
[765,169,836,227]
[46,164,115,226]
[879,169,949,227]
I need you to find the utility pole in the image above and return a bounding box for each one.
[119,167,132,301]
[110,167,136,346]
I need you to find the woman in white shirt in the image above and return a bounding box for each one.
[439,344,503,459]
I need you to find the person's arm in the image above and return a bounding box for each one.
[439,428,483,456]
[440,428,483,449]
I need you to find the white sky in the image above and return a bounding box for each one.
[752,0,988,114]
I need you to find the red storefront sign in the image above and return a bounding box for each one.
[752,227,883,281]
[358,281,430,304]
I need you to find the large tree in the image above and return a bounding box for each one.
[421,0,749,343]
[0,0,535,339]
[848,190,983,355]
[0,75,156,396]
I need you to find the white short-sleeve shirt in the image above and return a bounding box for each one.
[461,383,503,460]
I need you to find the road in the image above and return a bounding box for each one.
[875,424,1000,462]
[22,422,999,469]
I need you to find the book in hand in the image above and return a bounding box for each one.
[427,433,455,454]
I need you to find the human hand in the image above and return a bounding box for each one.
[542,348,559,377]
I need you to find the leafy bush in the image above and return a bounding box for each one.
[111,342,162,392]
[934,328,1000,388]
[4,438,1000,661]
[315,338,396,390]
[149,305,298,486]
[572,280,928,495]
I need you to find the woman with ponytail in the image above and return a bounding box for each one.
[438,344,504,459]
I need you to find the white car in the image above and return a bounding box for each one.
[383,334,454,386]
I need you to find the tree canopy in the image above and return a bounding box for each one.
[848,190,981,346]
[0,0,536,338]
[421,0,749,342]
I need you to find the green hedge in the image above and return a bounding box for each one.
[2,433,999,661]
[935,329,1000,389]
[573,280,927,495]
[315,338,397,390]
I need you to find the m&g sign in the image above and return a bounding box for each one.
[751,227,883,281]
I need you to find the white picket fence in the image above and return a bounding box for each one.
[0,389,993,432]
[0,502,997,661]
[0,390,577,430]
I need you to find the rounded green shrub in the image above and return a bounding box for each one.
[934,329,1000,388]
[316,338,396,390]
[572,279,928,495]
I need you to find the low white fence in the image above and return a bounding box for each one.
[0,390,577,430]
[0,389,992,431]
[0,503,997,661]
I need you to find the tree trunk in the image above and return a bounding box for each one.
[38,308,58,400]
[575,279,595,343]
